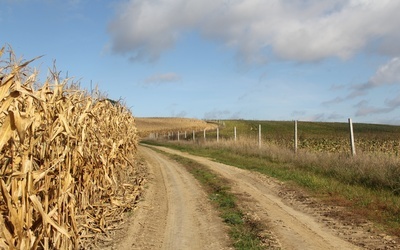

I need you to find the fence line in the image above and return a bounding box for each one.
[159,119,358,156]
[294,120,298,154]
[349,118,356,156]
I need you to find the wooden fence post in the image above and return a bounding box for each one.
[193,130,195,142]
[258,124,261,149]
[185,131,187,139]
[349,118,356,156]
[204,129,206,140]
[178,131,180,141]
[294,120,298,153]
[234,126,237,141]
[217,127,219,142]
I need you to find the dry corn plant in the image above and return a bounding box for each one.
[0,47,142,249]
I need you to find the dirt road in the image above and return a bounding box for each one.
[113,145,399,250]
[113,146,232,250]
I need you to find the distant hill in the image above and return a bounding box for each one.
[135,117,218,137]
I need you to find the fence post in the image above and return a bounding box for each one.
[193,130,195,142]
[204,129,206,141]
[178,131,180,141]
[185,131,187,139]
[217,127,219,142]
[234,126,237,141]
[258,124,261,149]
[294,120,298,153]
[349,118,356,156]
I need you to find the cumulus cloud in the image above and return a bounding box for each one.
[322,97,344,106]
[143,72,181,85]
[108,0,400,63]
[354,100,391,117]
[352,57,400,93]
[324,56,400,108]
[353,94,400,117]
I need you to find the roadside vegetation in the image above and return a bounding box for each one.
[142,135,400,237]
[148,147,268,249]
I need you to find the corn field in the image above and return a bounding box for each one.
[0,47,141,249]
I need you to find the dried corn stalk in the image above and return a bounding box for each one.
[0,47,141,249]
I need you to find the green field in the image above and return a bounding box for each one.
[200,120,400,154]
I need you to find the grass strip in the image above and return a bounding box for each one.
[147,146,267,250]
[142,140,400,237]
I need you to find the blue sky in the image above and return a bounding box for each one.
[2,0,400,124]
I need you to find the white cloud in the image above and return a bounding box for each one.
[353,94,400,117]
[108,0,400,63]
[354,100,392,117]
[324,56,400,109]
[368,57,400,87]
[349,57,400,95]
[322,97,344,106]
[144,72,181,85]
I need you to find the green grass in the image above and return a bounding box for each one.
[149,148,268,249]
[142,140,400,237]
[217,120,400,139]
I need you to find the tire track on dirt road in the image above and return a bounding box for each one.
[114,146,232,250]
[150,145,362,250]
